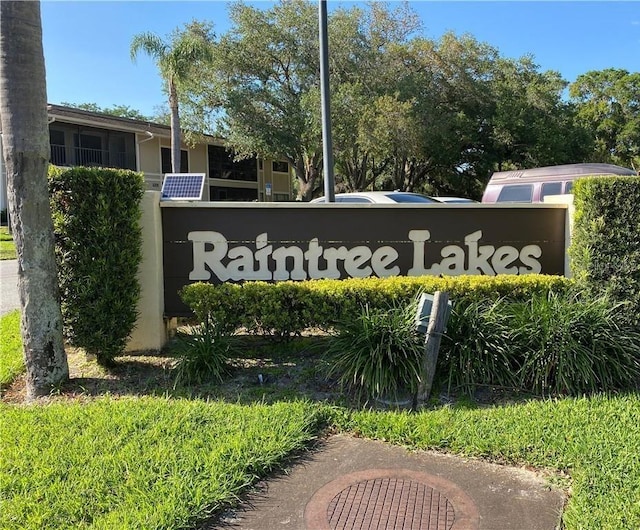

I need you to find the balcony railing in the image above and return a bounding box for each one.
[50,144,136,170]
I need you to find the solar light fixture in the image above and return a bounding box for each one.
[160,173,205,201]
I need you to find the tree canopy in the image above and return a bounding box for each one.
[160,1,636,198]
[60,102,153,121]
[569,68,640,171]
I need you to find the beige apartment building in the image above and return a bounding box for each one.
[0,104,294,213]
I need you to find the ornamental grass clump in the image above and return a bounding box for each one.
[325,300,424,401]
[172,319,238,387]
[440,298,518,393]
[509,291,640,395]
[442,291,640,396]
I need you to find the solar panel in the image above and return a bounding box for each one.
[161,173,205,201]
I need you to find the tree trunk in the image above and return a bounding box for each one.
[168,79,181,173]
[0,0,69,399]
[295,152,321,201]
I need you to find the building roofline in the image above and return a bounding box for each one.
[46,103,224,144]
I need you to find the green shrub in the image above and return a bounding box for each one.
[510,291,640,395]
[181,275,571,339]
[171,322,236,387]
[570,176,640,328]
[180,282,244,333]
[439,298,519,393]
[48,166,144,365]
[240,281,317,339]
[441,291,640,396]
[183,276,638,396]
[325,298,424,401]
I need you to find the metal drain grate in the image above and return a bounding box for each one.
[304,469,479,530]
[327,478,454,530]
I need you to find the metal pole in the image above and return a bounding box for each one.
[319,0,335,202]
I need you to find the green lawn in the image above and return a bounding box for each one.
[2,394,639,529]
[1,398,321,530]
[1,314,639,529]
[0,226,16,260]
[0,310,22,386]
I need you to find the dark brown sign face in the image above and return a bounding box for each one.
[162,204,567,316]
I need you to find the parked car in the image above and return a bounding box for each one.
[481,163,636,204]
[311,191,441,204]
[431,196,477,203]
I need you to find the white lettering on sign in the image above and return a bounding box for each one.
[407,230,542,276]
[188,230,542,282]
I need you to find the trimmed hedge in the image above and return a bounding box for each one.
[180,275,571,338]
[182,275,604,395]
[569,176,640,328]
[49,166,144,365]
[180,275,640,396]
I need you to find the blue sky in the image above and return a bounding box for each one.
[41,1,639,117]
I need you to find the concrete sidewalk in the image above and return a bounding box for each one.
[216,434,565,530]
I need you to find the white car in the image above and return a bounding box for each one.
[431,196,477,203]
[310,191,440,204]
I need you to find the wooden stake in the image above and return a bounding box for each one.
[416,291,449,406]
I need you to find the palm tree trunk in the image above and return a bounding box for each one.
[168,80,181,173]
[0,1,69,399]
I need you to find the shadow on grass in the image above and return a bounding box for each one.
[46,336,350,405]
[169,335,350,406]
[5,334,605,411]
[60,357,176,398]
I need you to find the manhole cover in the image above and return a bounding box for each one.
[305,469,479,530]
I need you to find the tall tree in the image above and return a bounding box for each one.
[198,0,322,200]
[131,21,214,173]
[488,56,591,172]
[363,33,499,196]
[0,1,69,398]
[193,0,423,199]
[330,3,422,193]
[180,2,605,198]
[570,68,640,171]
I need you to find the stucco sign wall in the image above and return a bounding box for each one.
[161,203,567,316]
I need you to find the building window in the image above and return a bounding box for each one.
[49,125,136,169]
[274,193,290,201]
[49,129,66,165]
[108,134,136,170]
[74,133,104,166]
[161,147,189,174]
[272,160,289,173]
[208,145,257,182]
[209,186,258,201]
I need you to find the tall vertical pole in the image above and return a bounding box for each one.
[319,0,335,202]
